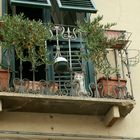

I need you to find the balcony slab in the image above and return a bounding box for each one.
[0,92,135,117]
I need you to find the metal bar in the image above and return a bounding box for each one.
[67,27,73,84]
[7,49,11,91]
[67,28,72,72]
[114,49,120,78]
[45,41,48,81]
[120,50,125,79]
[125,49,134,98]
[18,59,24,93]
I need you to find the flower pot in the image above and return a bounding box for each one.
[112,40,129,50]
[97,77,127,99]
[0,69,10,91]
[13,80,41,93]
[0,21,4,41]
[105,30,130,50]
[28,81,41,93]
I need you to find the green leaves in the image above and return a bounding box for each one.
[0,14,52,68]
[77,15,119,78]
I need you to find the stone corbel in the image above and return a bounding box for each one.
[104,106,120,127]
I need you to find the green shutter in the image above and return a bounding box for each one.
[56,0,97,13]
[10,0,52,8]
[48,40,94,92]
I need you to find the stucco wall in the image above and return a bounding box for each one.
[0,112,138,139]
[92,0,140,138]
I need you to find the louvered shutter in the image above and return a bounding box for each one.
[10,0,51,8]
[56,0,97,13]
[48,40,94,92]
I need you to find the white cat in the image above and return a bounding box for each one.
[73,72,88,96]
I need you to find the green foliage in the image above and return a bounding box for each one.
[78,15,120,78]
[0,14,52,68]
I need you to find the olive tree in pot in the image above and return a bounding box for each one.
[78,15,127,98]
[0,15,17,91]
[0,14,52,92]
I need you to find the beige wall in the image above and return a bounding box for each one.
[92,0,140,138]
[0,112,138,139]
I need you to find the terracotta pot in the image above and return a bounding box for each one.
[0,69,10,91]
[105,30,129,50]
[0,21,4,41]
[97,77,127,98]
[28,81,40,92]
[13,80,41,93]
[112,40,129,50]
[0,21,4,27]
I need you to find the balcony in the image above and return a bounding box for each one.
[0,24,137,126]
[0,92,135,116]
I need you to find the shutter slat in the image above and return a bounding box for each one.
[61,0,93,7]
[53,43,82,90]
[56,0,97,13]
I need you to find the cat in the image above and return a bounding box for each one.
[73,72,89,96]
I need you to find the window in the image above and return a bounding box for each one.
[2,0,96,89]
[48,40,92,91]
[9,0,51,21]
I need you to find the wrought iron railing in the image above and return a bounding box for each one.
[0,25,138,100]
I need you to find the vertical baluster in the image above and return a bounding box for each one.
[124,48,134,99]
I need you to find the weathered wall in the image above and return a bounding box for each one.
[0,112,138,139]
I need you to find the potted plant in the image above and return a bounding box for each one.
[0,68,10,91]
[78,15,127,98]
[0,15,16,91]
[104,29,130,50]
[0,14,52,92]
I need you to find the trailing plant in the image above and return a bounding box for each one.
[77,15,121,78]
